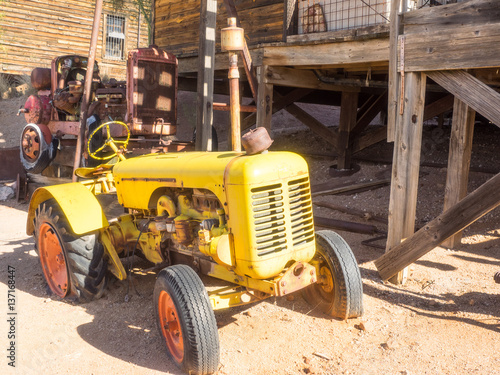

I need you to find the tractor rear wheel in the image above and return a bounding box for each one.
[154,265,219,375]
[302,230,364,319]
[34,199,107,302]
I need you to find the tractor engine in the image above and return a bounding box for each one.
[110,151,317,280]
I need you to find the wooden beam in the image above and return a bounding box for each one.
[386,72,426,284]
[442,98,475,248]
[375,171,500,281]
[242,88,313,130]
[264,66,360,93]
[337,91,359,169]
[352,91,388,136]
[352,126,387,154]
[387,0,402,143]
[423,94,454,121]
[402,0,500,34]
[285,104,339,154]
[402,23,500,72]
[256,65,273,131]
[195,0,217,151]
[262,37,389,67]
[427,70,500,127]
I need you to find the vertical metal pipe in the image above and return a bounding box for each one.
[72,0,104,181]
[229,52,241,152]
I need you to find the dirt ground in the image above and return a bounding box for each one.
[0,96,499,375]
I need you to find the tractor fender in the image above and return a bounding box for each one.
[27,183,109,236]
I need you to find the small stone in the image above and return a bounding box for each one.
[355,320,372,331]
[0,186,15,201]
[380,343,390,350]
[469,299,475,306]
[303,356,311,365]
[243,311,252,317]
[286,295,295,301]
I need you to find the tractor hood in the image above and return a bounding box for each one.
[112,151,309,210]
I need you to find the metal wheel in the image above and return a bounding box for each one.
[34,199,107,302]
[302,230,364,319]
[38,222,69,297]
[20,123,56,174]
[154,265,219,374]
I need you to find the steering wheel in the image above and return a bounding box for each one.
[87,120,130,161]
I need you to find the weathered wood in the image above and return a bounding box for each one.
[352,126,388,154]
[256,65,273,130]
[386,72,426,284]
[314,217,379,236]
[286,24,390,44]
[284,105,339,154]
[423,94,454,121]
[337,92,359,169]
[427,70,500,127]
[313,201,388,225]
[264,66,360,92]
[155,0,283,57]
[443,98,475,249]
[387,0,402,143]
[402,0,500,34]
[0,0,148,78]
[261,37,390,67]
[312,179,390,198]
[402,23,500,72]
[195,0,217,151]
[375,171,500,281]
[352,91,388,136]
[241,88,312,130]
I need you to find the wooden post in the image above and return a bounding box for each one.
[337,91,359,169]
[387,0,402,143]
[196,0,217,151]
[256,65,273,131]
[386,72,426,284]
[376,171,500,281]
[72,0,103,181]
[442,98,475,248]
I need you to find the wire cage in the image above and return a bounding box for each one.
[290,0,463,36]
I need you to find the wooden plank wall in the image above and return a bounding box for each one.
[0,0,149,79]
[401,0,500,72]
[154,0,284,57]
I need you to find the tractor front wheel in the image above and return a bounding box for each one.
[154,265,219,375]
[34,200,107,302]
[302,230,364,319]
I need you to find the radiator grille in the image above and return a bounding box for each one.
[251,177,314,257]
[252,184,287,256]
[288,177,315,247]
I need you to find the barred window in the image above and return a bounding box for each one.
[105,15,125,60]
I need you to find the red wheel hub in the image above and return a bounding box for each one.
[38,223,69,298]
[158,290,184,363]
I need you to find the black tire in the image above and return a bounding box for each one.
[154,265,219,375]
[302,230,364,319]
[33,199,107,302]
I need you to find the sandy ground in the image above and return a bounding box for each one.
[0,96,499,375]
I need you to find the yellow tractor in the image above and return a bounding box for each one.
[26,124,363,375]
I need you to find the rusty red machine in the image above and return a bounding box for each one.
[18,47,185,174]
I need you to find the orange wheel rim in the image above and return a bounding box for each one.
[158,290,184,363]
[38,223,69,298]
[22,127,40,161]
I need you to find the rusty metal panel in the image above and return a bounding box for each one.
[0,148,26,180]
[127,47,178,136]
